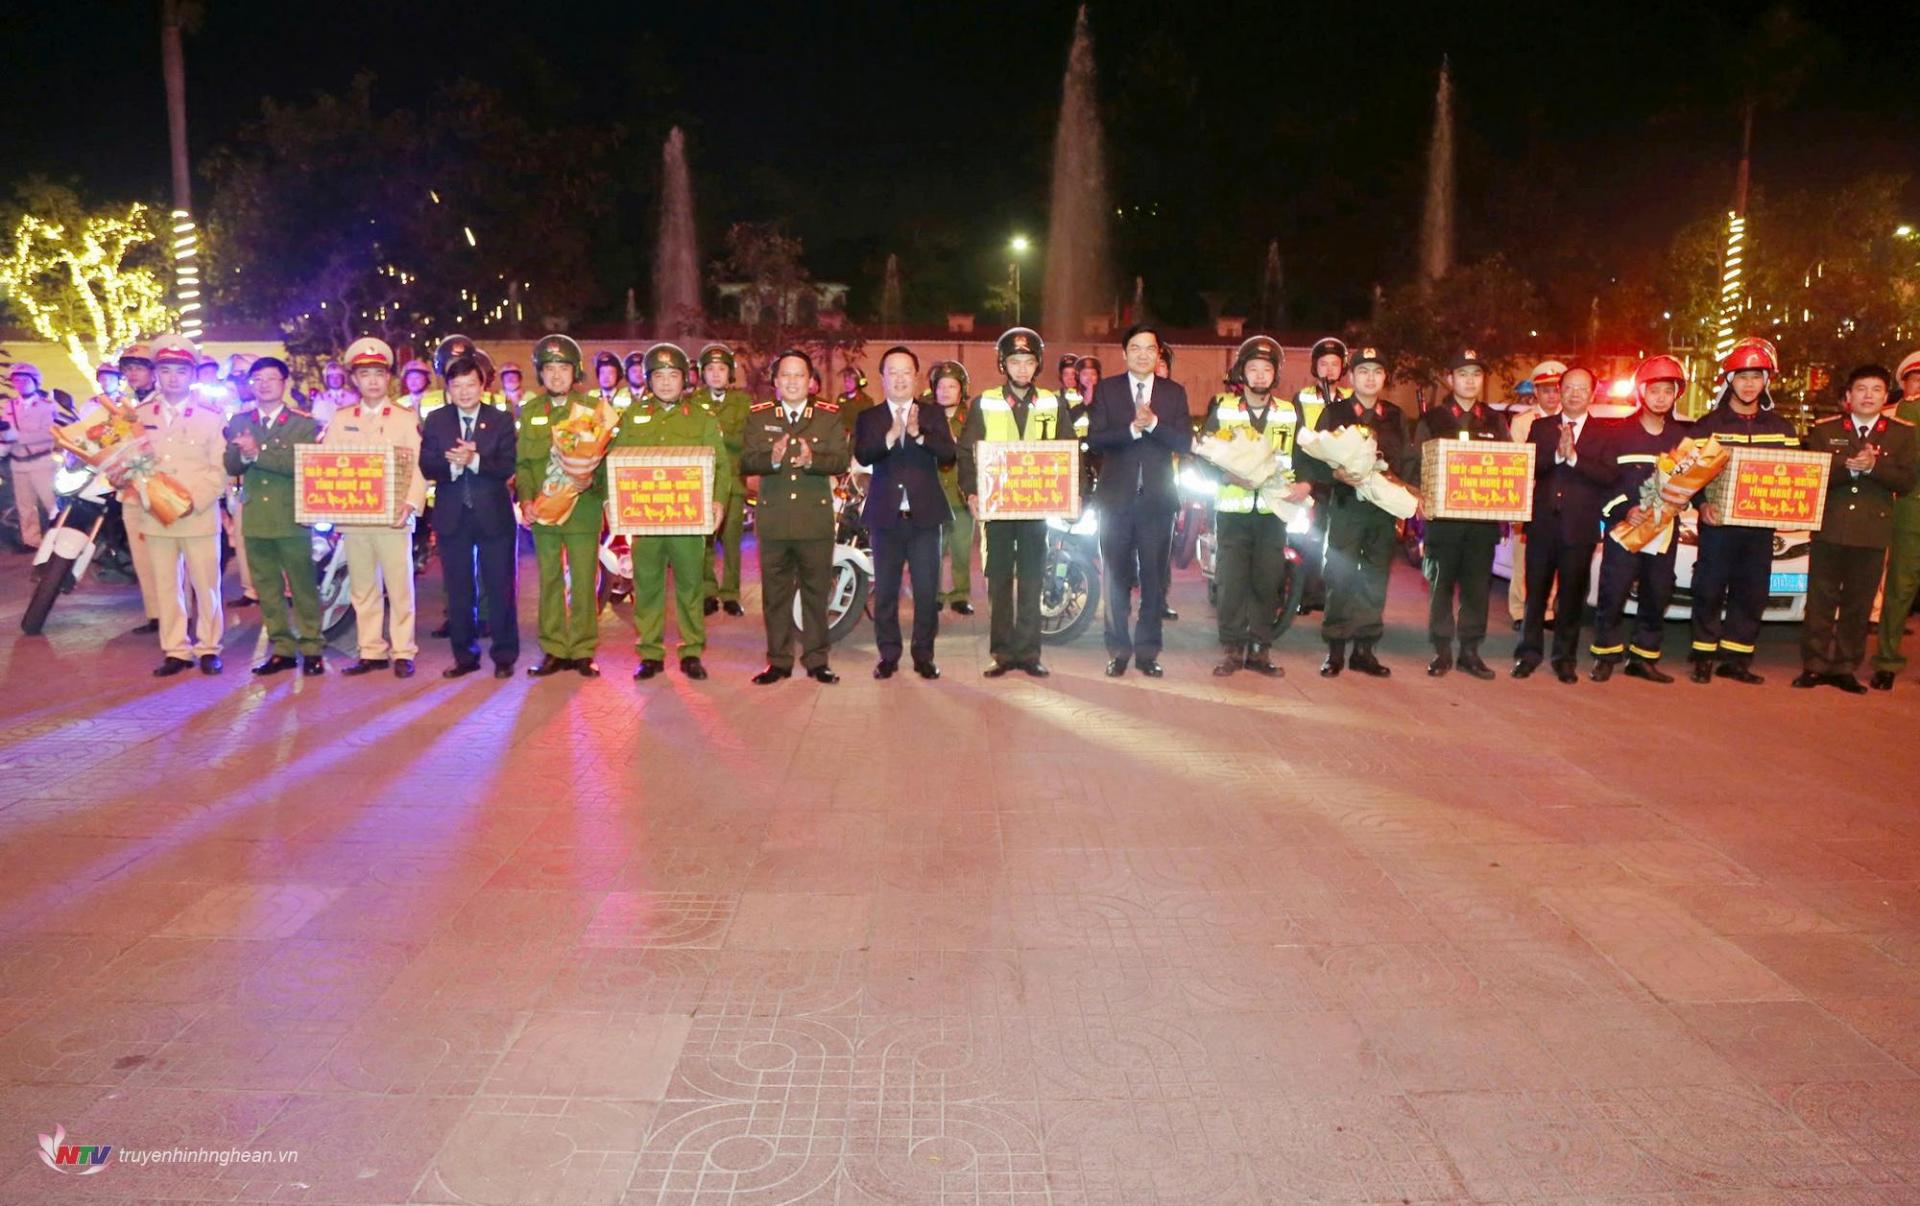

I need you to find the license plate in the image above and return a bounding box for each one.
[1770,572,1807,594]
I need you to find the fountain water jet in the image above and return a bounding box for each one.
[1418,57,1455,288]
[879,253,903,332]
[1042,5,1110,342]
[653,126,702,341]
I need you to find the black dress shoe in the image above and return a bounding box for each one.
[575,659,601,678]
[198,654,223,675]
[1243,649,1282,676]
[807,665,839,684]
[914,660,940,679]
[393,659,415,678]
[492,664,513,679]
[723,600,745,617]
[252,654,298,676]
[753,665,792,685]
[703,597,720,616]
[1689,658,1713,684]
[1552,661,1578,684]
[1105,657,1129,677]
[1427,652,1452,677]
[152,656,194,677]
[1871,670,1896,691]
[1790,671,1821,689]
[983,661,1014,678]
[131,618,161,635]
[1160,606,1179,621]
[429,621,452,639]
[680,657,708,680]
[1458,653,1496,680]
[342,658,392,676]
[1319,642,1344,677]
[1021,661,1049,678]
[527,655,572,677]
[1512,659,1539,679]
[634,659,665,680]
[873,660,898,680]
[301,656,327,676]
[1714,662,1764,685]
[1624,659,1672,684]
[1589,660,1616,683]
[1137,659,1164,678]
[443,662,482,679]
[228,595,257,609]
[1348,645,1390,677]
[950,600,975,616]
[1828,673,1869,695]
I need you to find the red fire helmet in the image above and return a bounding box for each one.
[1633,354,1688,394]
[1720,337,1778,374]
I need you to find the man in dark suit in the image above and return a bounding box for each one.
[419,355,520,677]
[1086,323,1194,677]
[855,347,957,679]
[1514,365,1615,682]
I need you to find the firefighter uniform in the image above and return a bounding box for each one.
[1800,409,1917,682]
[1590,417,1690,670]
[1688,399,1799,678]
[740,386,850,675]
[1203,384,1305,665]
[1316,377,1413,662]
[1411,394,1510,668]
[1873,372,1920,682]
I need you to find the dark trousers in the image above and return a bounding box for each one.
[985,519,1046,665]
[1803,539,1886,676]
[1690,523,1772,665]
[1298,484,1330,608]
[1100,501,1173,660]
[441,511,520,669]
[872,520,942,663]
[1422,519,1499,652]
[1517,528,1595,665]
[1591,539,1676,662]
[759,536,833,670]
[1323,496,1395,643]
[1214,509,1286,646]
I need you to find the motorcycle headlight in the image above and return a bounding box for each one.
[53,465,92,495]
[313,522,334,534]
[1178,467,1218,498]
[1286,510,1314,534]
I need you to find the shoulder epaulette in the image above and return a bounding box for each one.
[750,401,776,412]
[1889,415,1915,427]
[1811,414,1843,425]
[814,401,840,413]
[287,404,313,419]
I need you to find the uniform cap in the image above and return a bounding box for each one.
[697,343,735,371]
[1894,350,1920,383]
[1528,359,1569,387]
[152,335,201,367]
[118,343,154,367]
[344,336,395,370]
[1450,348,1488,371]
[1349,346,1388,371]
[8,361,41,381]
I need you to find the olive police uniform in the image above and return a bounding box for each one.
[224,401,326,659]
[938,401,975,606]
[740,395,851,672]
[1411,395,1510,663]
[1687,402,1798,672]
[1801,410,1917,677]
[1316,387,1414,651]
[516,390,611,664]
[695,375,754,606]
[1874,386,1920,677]
[957,379,1069,669]
[1590,417,1690,667]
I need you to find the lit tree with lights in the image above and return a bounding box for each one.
[0,195,176,377]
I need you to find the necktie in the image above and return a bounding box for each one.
[1134,381,1147,492]
[460,413,476,506]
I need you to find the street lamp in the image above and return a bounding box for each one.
[1009,235,1031,323]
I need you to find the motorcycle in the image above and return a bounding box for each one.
[791,471,872,644]
[597,533,635,610]
[1040,504,1103,643]
[310,522,357,647]
[20,458,136,636]
[1169,455,1211,569]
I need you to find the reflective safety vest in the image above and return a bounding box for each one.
[977,386,1063,442]
[1295,385,1348,431]
[1212,393,1306,514]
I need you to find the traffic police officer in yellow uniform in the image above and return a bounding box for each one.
[1873,349,1920,688]
[694,343,753,617]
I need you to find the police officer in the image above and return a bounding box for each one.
[610,344,734,681]
[310,358,356,425]
[1316,346,1412,677]
[112,344,163,633]
[837,364,875,435]
[694,343,753,617]
[593,350,635,411]
[326,337,429,677]
[1411,349,1509,678]
[1204,336,1309,677]
[1590,355,1691,683]
[397,358,435,413]
[623,350,648,397]
[224,357,326,675]
[741,349,851,683]
[958,327,1070,677]
[1689,337,1800,684]
[1871,349,1920,688]
[516,334,610,677]
[2,362,59,550]
[1293,337,1347,614]
[930,361,977,615]
[498,362,526,411]
[1795,365,1917,692]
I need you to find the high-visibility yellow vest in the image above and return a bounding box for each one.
[1295,385,1348,430]
[977,386,1063,442]
[1212,393,1305,515]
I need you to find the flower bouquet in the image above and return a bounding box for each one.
[52,396,142,466]
[528,399,620,525]
[103,437,194,525]
[1193,426,1311,522]
[1608,435,1730,553]
[1296,425,1420,519]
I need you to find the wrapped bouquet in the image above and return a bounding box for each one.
[528,398,620,525]
[52,396,142,466]
[1296,425,1420,519]
[1193,427,1311,522]
[1608,435,1730,553]
[103,437,194,526]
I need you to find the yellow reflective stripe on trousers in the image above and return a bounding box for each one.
[1691,640,1719,652]
[1720,639,1756,653]
[1589,643,1626,655]
[1628,645,1662,660]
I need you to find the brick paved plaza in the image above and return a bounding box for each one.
[2,553,1919,1203]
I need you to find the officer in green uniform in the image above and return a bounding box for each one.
[1315,346,1413,677]
[957,327,1070,677]
[1202,336,1310,677]
[740,348,852,683]
[695,343,753,617]
[930,361,976,614]
[837,365,876,435]
[223,356,326,675]
[609,344,734,682]
[515,333,609,677]
[1411,349,1510,679]
[1872,350,1920,689]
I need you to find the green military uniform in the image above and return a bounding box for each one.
[1874,392,1920,677]
[938,402,975,605]
[609,395,734,661]
[839,387,877,436]
[740,395,852,670]
[223,404,324,658]
[697,385,754,603]
[516,389,610,662]
[1801,409,1917,679]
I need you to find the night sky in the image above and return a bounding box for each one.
[8,0,1918,332]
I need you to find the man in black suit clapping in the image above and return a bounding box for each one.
[1514,365,1615,682]
[855,347,957,679]
[419,355,521,678]
[1087,323,1193,677]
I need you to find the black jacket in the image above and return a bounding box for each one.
[1525,412,1616,543]
[1600,415,1691,526]
[855,398,957,529]
[420,403,519,538]
[1086,373,1193,512]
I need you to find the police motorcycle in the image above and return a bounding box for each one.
[1040,501,1102,643]
[20,453,137,635]
[792,467,873,645]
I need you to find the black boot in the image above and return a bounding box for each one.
[1213,645,1244,677]
[1349,642,1390,677]
[1320,640,1346,677]
[1689,655,1713,684]
[1427,646,1453,677]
